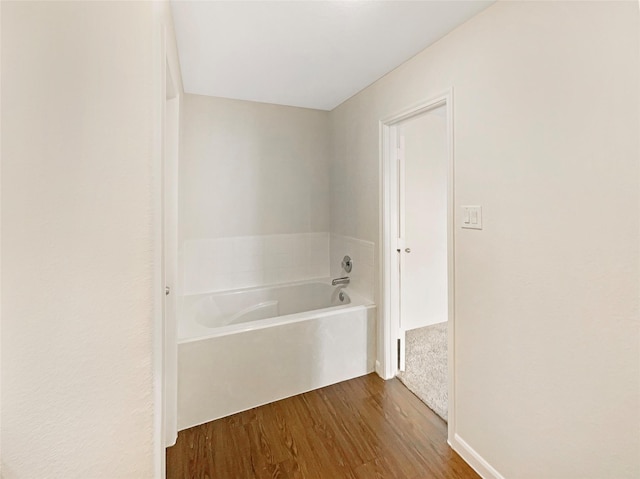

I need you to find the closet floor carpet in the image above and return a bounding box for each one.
[397,322,448,421]
[166,373,478,479]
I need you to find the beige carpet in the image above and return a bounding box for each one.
[397,322,448,421]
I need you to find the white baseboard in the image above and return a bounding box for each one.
[449,434,505,479]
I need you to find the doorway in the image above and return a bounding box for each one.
[379,91,455,440]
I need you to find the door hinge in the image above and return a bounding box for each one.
[397,338,401,370]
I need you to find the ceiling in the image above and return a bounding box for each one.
[171,1,494,111]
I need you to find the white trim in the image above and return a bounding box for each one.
[449,434,506,479]
[0,4,3,475]
[377,89,456,437]
[163,87,180,449]
[378,116,395,379]
[154,6,182,473]
[444,92,456,445]
[152,23,166,479]
[153,11,182,479]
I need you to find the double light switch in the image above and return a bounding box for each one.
[461,205,482,230]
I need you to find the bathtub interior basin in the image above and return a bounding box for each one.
[178,280,368,341]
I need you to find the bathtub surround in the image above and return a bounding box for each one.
[181,228,377,300]
[330,2,639,478]
[398,322,448,421]
[183,232,329,294]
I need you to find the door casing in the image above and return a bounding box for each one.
[378,89,455,443]
[152,16,181,478]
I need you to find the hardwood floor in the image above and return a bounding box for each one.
[166,374,479,479]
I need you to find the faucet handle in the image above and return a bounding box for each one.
[342,255,353,273]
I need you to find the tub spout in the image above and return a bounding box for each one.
[332,276,350,286]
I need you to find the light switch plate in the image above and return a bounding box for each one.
[461,205,482,229]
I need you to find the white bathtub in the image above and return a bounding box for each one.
[177,280,376,430]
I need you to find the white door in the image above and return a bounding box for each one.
[398,106,449,363]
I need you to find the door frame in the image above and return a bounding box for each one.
[163,60,180,450]
[378,89,455,442]
[152,11,181,476]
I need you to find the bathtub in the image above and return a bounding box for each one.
[177,280,376,430]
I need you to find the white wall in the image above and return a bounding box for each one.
[181,94,330,239]
[330,2,639,478]
[1,2,161,477]
[180,94,331,293]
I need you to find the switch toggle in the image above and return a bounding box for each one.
[461,206,482,230]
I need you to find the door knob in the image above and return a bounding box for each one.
[165,286,170,296]
[405,248,411,253]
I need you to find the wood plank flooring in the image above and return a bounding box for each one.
[166,374,479,479]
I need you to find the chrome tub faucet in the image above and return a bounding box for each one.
[332,276,350,286]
